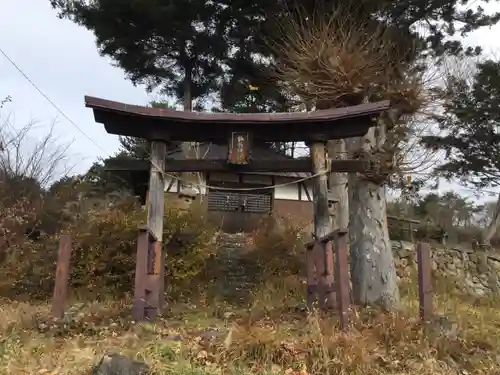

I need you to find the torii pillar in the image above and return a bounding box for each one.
[132,140,166,321]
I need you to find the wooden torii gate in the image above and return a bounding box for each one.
[84,96,390,321]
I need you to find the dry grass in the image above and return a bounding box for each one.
[1,275,500,375]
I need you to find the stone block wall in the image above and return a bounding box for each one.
[392,241,500,296]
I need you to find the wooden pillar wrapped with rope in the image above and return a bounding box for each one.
[132,141,166,321]
[306,141,336,309]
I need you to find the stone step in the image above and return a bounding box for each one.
[211,231,258,301]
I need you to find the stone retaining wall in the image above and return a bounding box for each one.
[392,241,500,296]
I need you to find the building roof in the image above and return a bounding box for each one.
[85,96,390,142]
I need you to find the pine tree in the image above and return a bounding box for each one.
[51,0,227,109]
[423,59,500,244]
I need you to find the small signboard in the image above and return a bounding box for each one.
[228,132,251,165]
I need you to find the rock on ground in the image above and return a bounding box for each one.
[92,353,149,375]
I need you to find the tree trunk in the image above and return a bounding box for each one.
[347,125,400,311]
[327,139,349,229]
[483,193,500,246]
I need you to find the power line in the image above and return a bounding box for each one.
[2,45,403,194]
[0,46,109,155]
[0,45,331,192]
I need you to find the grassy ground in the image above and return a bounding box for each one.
[1,275,500,375]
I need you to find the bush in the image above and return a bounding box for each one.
[0,178,42,262]
[242,216,306,279]
[0,197,217,301]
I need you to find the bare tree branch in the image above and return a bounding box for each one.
[0,116,72,186]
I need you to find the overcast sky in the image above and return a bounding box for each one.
[0,1,152,176]
[1,1,500,199]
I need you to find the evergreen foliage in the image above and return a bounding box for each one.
[423,59,500,188]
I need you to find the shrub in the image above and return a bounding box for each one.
[163,201,218,289]
[243,216,306,279]
[0,178,42,262]
[0,197,216,301]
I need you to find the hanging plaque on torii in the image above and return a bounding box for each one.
[228,131,251,165]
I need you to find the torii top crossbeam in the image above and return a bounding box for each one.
[85,96,390,143]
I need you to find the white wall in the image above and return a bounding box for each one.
[274,184,299,200]
[163,175,207,195]
[301,181,314,201]
[164,176,178,193]
[163,173,313,201]
[274,180,313,201]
